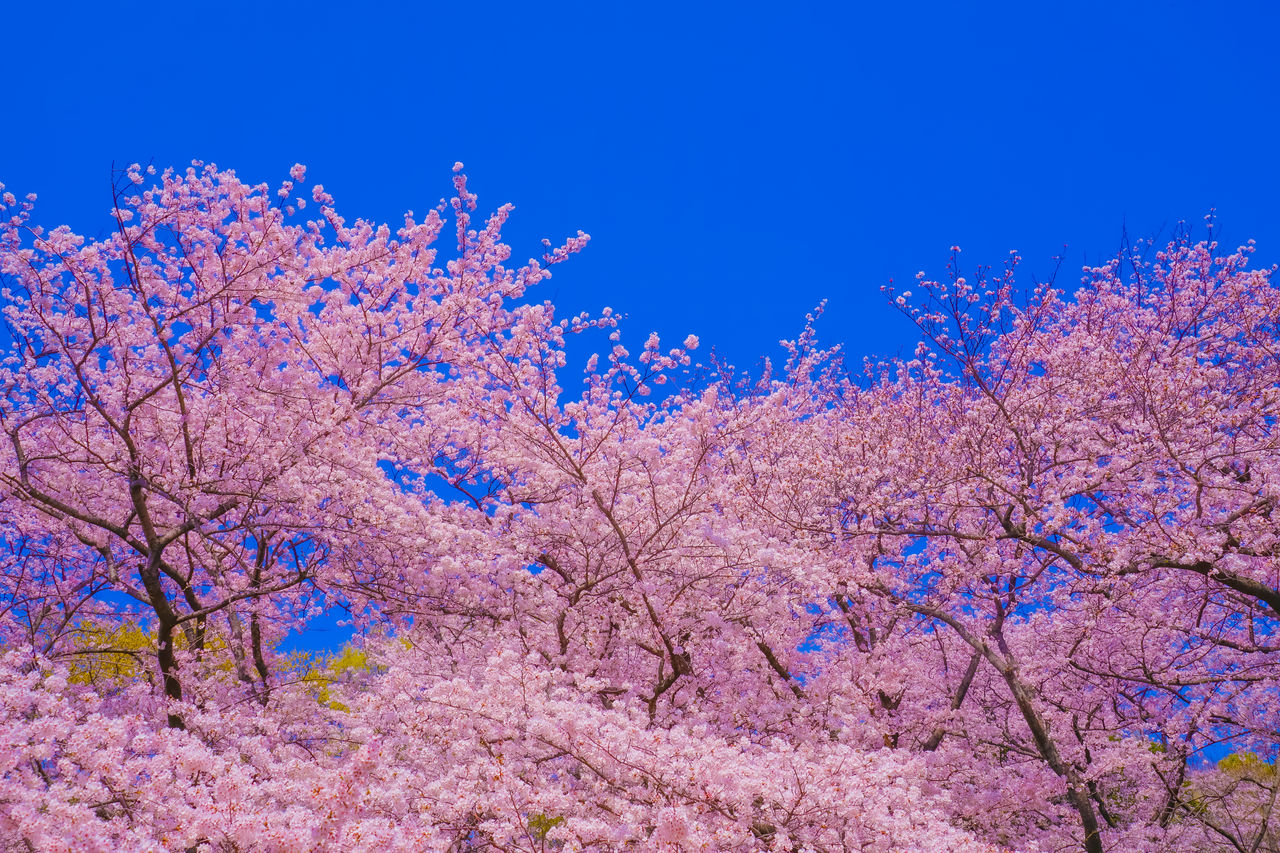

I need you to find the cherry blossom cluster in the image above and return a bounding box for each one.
[1,164,1277,852]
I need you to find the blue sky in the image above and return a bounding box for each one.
[5,1,1277,374]
[4,1,1277,651]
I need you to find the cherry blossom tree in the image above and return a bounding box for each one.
[0,160,590,726]
[740,237,1280,852]
[2,161,1277,852]
[0,163,1000,852]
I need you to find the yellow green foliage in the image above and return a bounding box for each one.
[300,645,371,712]
[65,620,237,686]
[1218,751,1277,781]
[527,813,564,841]
[66,621,151,686]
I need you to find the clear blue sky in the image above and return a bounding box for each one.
[4,1,1277,650]
[5,1,1277,371]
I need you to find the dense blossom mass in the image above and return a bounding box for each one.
[0,163,1278,852]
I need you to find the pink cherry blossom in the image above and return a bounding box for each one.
[1,161,1276,852]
